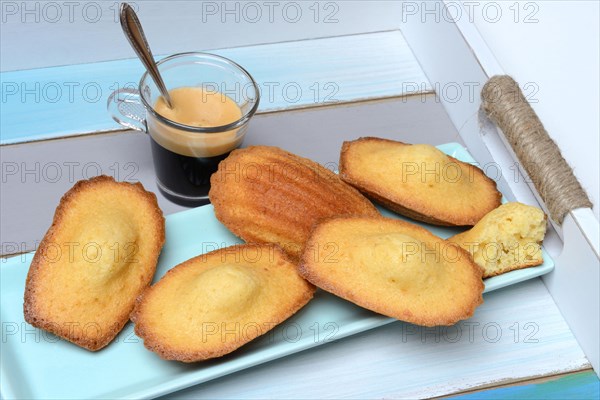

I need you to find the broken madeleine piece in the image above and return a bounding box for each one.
[340,137,502,226]
[448,202,547,278]
[24,176,165,351]
[131,244,315,362]
[300,216,484,327]
[209,145,379,260]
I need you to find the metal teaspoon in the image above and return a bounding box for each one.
[120,3,174,109]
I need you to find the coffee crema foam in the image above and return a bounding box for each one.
[150,87,243,158]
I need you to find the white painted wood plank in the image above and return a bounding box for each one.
[160,279,589,399]
[0,31,431,144]
[0,1,403,71]
[543,212,600,376]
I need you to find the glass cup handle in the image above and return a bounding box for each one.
[107,88,148,132]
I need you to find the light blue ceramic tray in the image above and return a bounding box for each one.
[0,143,554,399]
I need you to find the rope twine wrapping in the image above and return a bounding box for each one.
[481,75,592,224]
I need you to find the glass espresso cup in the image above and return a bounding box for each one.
[107,52,260,206]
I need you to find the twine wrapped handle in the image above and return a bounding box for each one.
[481,75,592,224]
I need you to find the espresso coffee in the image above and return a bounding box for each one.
[148,87,244,207]
[107,53,259,207]
[150,137,229,206]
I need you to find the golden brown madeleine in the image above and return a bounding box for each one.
[23,176,165,351]
[300,216,484,326]
[340,137,502,226]
[448,202,547,278]
[209,146,379,259]
[131,244,315,362]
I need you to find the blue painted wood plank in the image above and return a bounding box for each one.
[0,31,431,145]
[451,370,600,400]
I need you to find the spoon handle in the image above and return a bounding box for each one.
[120,3,173,108]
